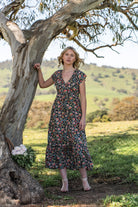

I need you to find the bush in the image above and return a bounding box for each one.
[104,74,109,78]
[93,77,101,82]
[11,145,36,169]
[116,69,121,73]
[101,115,111,122]
[26,100,52,128]
[109,96,138,121]
[111,87,116,91]
[93,97,98,102]
[104,98,109,102]
[87,110,109,123]
[119,75,124,78]
[117,89,127,94]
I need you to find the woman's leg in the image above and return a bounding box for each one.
[79,168,91,191]
[59,168,68,192]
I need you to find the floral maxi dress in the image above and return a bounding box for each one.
[45,69,93,170]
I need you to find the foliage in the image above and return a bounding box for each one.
[26,100,52,129]
[11,145,36,169]
[86,109,109,123]
[110,96,138,121]
[0,0,138,57]
[103,193,138,207]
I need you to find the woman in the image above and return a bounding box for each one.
[34,46,93,192]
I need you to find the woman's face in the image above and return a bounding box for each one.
[62,49,76,66]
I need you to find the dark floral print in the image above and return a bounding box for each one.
[45,69,93,170]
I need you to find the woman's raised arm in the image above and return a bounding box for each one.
[34,63,54,88]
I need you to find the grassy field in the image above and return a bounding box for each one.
[23,120,138,206]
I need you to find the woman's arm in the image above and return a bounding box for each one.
[79,80,87,130]
[34,63,54,88]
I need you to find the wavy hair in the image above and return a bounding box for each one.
[58,46,84,69]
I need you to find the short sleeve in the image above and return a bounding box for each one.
[78,71,87,84]
[51,71,57,82]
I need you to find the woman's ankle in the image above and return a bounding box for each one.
[61,178,68,192]
[81,177,91,191]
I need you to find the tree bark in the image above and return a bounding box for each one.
[0,131,45,205]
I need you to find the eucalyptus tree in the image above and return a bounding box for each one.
[0,0,137,204]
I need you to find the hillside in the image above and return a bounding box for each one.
[0,59,138,114]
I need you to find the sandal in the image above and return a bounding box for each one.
[61,178,68,192]
[81,177,91,191]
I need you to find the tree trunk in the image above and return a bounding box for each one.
[0,44,39,146]
[0,131,45,205]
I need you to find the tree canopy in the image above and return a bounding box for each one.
[0,0,138,58]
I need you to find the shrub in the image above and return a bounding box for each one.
[104,98,109,102]
[93,77,101,82]
[11,145,36,169]
[111,98,120,106]
[26,100,52,128]
[111,87,116,91]
[119,75,124,78]
[109,96,138,121]
[87,110,108,123]
[116,69,121,73]
[101,115,111,122]
[93,97,98,102]
[93,117,101,122]
[117,89,127,94]
[104,74,109,78]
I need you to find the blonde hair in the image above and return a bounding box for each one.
[58,46,84,69]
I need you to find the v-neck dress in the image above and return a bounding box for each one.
[45,69,93,170]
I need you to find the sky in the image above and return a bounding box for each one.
[0,37,138,69]
[0,0,138,69]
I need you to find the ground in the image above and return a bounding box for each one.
[21,176,137,207]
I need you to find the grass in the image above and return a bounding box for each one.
[23,120,138,189]
[103,193,138,207]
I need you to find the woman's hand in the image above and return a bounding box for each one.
[34,63,41,71]
[79,117,86,130]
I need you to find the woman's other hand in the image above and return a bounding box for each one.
[79,117,86,130]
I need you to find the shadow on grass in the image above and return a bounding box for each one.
[87,132,138,183]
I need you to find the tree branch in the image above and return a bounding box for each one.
[29,0,104,61]
[72,31,131,58]
[1,0,25,20]
[0,12,25,55]
[127,0,138,9]
[97,1,138,30]
[73,38,104,58]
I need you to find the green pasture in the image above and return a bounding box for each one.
[23,120,138,205]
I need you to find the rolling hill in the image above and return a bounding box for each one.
[0,59,137,114]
